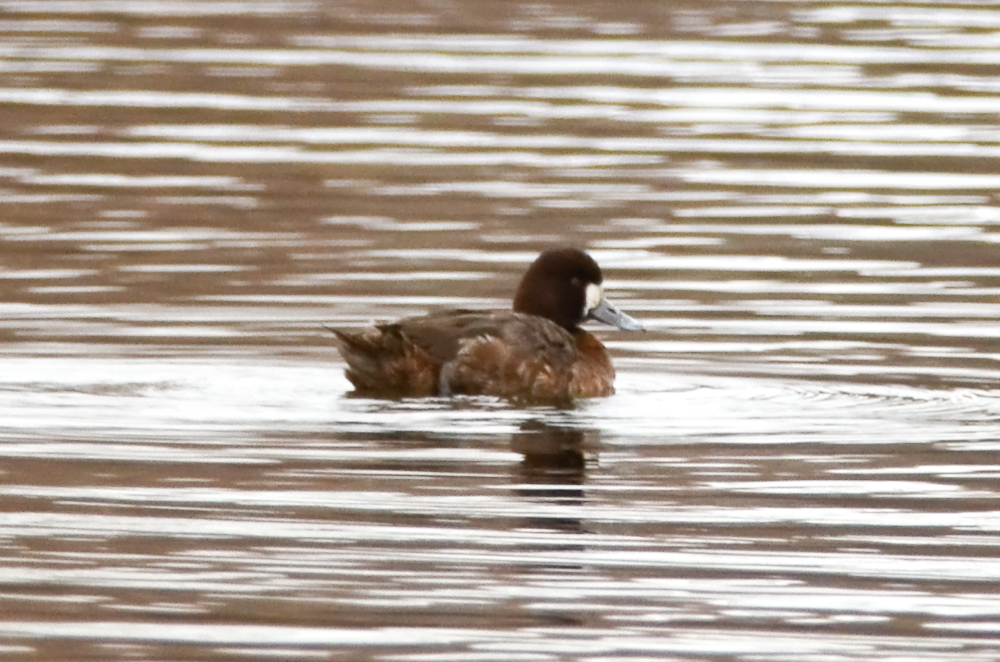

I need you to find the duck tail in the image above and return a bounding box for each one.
[326,324,439,396]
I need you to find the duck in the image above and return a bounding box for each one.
[330,247,643,403]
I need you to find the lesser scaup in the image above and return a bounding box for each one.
[331,247,643,403]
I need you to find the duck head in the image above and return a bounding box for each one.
[513,247,644,332]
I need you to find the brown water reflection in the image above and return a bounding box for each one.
[3,1,1000,660]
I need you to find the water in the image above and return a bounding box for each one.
[3,1,1000,659]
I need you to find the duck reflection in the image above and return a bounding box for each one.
[511,419,597,535]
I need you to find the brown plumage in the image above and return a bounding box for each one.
[330,247,643,403]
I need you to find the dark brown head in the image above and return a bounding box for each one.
[513,247,643,332]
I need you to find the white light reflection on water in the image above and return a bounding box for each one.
[0,140,661,166]
[682,169,1000,189]
[3,488,1000,532]
[1,353,999,443]
[0,622,512,647]
[15,173,246,188]
[0,1,309,15]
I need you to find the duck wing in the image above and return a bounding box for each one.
[400,310,579,401]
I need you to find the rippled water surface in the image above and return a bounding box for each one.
[3,1,1000,660]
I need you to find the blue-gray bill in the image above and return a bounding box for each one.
[587,298,644,331]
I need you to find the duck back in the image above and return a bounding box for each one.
[333,310,588,402]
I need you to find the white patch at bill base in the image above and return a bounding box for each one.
[584,283,603,316]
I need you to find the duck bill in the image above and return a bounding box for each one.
[587,298,644,331]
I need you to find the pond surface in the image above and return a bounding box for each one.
[3,1,1000,660]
